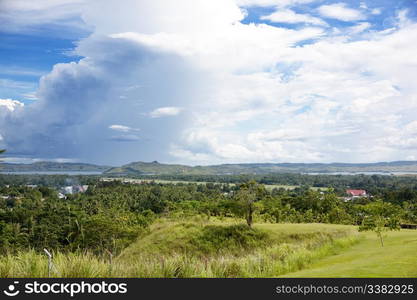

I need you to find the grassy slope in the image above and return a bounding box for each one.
[281,230,417,278]
[2,222,415,277]
[0,222,356,278]
[118,221,353,260]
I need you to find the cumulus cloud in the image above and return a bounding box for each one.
[318,3,366,22]
[150,107,183,118]
[261,9,328,26]
[0,32,200,164]
[0,0,417,165]
[0,98,24,112]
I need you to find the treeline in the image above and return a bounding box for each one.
[136,173,417,196]
[3,173,417,197]
[1,180,416,255]
[0,174,100,187]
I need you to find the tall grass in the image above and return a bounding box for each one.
[0,234,360,278]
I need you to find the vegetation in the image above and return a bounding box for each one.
[232,181,266,227]
[358,201,401,246]
[0,222,359,278]
[282,229,417,278]
[0,167,416,277]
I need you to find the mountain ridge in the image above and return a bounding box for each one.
[3,160,417,175]
[104,160,417,175]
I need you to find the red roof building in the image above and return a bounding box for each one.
[346,189,367,197]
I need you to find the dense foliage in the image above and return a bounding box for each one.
[0,176,416,255]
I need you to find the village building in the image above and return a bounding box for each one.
[344,189,368,201]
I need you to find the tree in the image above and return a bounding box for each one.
[359,200,401,247]
[233,181,266,227]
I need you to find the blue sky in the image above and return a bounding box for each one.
[0,0,417,165]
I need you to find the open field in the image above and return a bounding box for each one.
[101,178,328,191]
[281,229,417,277]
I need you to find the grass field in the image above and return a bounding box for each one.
[281,229,417,277]
[102,178,327,191]
[0,221,415,278]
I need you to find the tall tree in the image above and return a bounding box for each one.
[233,181,266,227]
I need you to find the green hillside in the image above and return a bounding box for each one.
[4,160,417,175]
[2,221,416,277]
[104,160,417,176]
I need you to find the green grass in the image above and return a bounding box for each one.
[2,222,414,278]
[0,222,356,277]
[281,229,417,277]
[118,221,271,258]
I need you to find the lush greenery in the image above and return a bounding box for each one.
[282,229,417,278]
[0,222,359,278]
[0,164,416,277]
[358,201,401,246]
[0,178,415,255]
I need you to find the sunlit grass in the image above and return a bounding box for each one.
[281,229,417,278]
[0,222,358,278]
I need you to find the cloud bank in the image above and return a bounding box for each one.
[0,0,417,165]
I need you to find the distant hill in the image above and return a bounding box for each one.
[3,160,417,175]
[104,160,417,176]
[0,162,110,173]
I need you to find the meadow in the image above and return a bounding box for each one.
[2,220,415,278]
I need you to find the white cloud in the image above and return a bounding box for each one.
[109,124,139,133]
[236,0,318,8]
[150,107,183,118]
[0,99,24,112]
[0,0,89,35]
[1,0,417,165]
[81,0,244,35]
[261,9,327,26]
[318,3,366,21]
[348,22,371,34]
